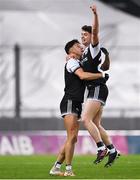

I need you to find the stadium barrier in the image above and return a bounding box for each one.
[0,130,140,155]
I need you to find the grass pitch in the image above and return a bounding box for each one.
[0,154,140,179]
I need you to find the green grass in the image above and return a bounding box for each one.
[0,155,140,179]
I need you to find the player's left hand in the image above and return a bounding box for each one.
[104,73,109,81]
[90,5,97,14]
[66,53,75,61]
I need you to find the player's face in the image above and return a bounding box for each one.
[71,43,83,56]
[81,30,91,47]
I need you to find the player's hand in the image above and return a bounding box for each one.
[101,47,109,55]
[66,55,71,61]
[104,73,109,81]
[90,5,97,14]
[66,53,75,61]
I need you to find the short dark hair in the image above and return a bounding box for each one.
[81,25,92,34]
[64,39,80,54]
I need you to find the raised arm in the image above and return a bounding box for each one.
[90,5,99,45]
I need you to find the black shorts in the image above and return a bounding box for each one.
[60,97,82,118]
[87,84,108,105]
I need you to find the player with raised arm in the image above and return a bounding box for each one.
[81,5,119,167]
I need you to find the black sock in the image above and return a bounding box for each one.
[97,141,104,148]
[56,161,62,164]
[107,144,116,154]
[107,144,114,150]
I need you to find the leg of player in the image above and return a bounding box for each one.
[63,114,79,176]
[57,143,66,163]
[49,142,66,175]
[49,143,65,176]
[82,100,107,164]
[93,107,120,167]
[49,114,79,176]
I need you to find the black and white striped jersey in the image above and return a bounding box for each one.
[63,58,85,103]
[81,43,106,86]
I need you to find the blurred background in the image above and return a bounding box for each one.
[0,0,140,155]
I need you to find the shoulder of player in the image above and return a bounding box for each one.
[83,43,100,55]
[67,58,79,62]
[66,58,80,66]
[66,58,81,73]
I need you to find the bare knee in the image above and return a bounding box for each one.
[82,116,92,129]
[67,128,78,144]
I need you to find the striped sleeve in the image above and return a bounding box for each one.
[66,58,80,73]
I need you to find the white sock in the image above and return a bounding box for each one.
[66,165,72,171]
[55,161,61,169]
[97,145,106,151]
[109,148,116,154]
